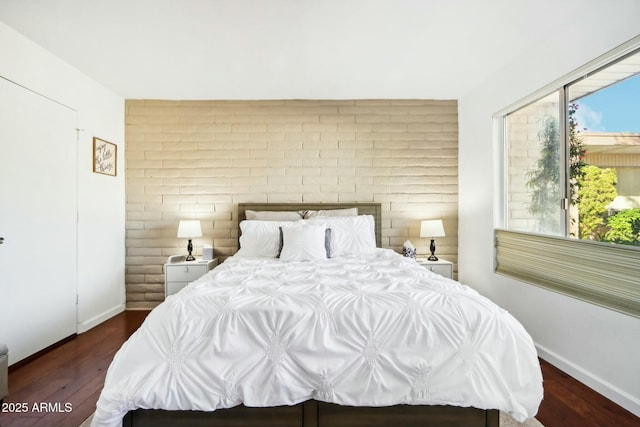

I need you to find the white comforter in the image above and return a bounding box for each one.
[92,249,542,427]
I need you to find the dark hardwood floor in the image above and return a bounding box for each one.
[1,310,638,427]
[1,310,147,427]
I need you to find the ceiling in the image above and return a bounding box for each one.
[0,0,615,100]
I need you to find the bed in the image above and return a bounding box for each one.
[92,203,542,427]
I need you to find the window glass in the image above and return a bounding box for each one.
[506,92,563,236]
[568,51,640,246]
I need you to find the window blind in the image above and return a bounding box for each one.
[495,229,640,318]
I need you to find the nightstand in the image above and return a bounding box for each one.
[415,257,453,279]
[164,259,218,297]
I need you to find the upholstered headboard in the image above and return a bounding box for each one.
[237,203,382,247]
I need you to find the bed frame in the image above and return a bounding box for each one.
[122,203,499,427]
[123,401,499,427]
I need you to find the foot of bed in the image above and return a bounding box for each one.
[123,404,501,427]
[487,409,500,427]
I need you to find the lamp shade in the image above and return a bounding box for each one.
[420,219,445,238]
[177,220,202,238]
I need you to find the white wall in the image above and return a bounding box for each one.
[458,7,640,417]
[0,21,126,336]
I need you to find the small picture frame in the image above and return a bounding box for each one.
[93,137,117,176]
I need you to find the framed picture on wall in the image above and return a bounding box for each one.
[93,137,117,176]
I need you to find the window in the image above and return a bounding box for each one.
[504,51,640,244]
[569,68,640,246]
[496,40,640,318]
[505,91,563,236]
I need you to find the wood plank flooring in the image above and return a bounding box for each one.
[1,310,638,427]
[1,310,146,427]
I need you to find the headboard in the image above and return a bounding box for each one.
[237,203,382,247]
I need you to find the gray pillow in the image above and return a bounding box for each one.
[245,210,303,221]
[301,208,358,219]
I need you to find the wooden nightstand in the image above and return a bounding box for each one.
[415,257,453,279]
[164,259,218,297]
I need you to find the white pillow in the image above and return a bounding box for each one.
[308,215,376,256]
[279,224,329,262]
[237,220,300,257]
[278,226,333,258]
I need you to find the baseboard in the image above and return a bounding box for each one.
[536,343,640,417]
[77,304,126,334]
[8,334,76,371]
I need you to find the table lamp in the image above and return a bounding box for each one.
[177,220,202,261]
[420,219,445,261]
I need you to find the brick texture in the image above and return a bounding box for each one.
[125,99,459,309]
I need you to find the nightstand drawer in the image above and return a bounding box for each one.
[166,264,208,282]
[164,259,218,298]
[416,258,453,279]
[424,264,451,277]
[166,281,189,296]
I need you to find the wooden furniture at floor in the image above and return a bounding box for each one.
[124,401,499,427]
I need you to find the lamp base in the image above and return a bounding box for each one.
[428,238,438,261]
[186,239,195,261]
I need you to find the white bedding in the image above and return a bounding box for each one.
[92,249,543,427]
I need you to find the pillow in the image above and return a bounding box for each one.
[237,220,300,257]
[301,207,358,219]
[278,227,332,258]
[279,224,329,262]
[308,215,376,256]
[245,210,303,221]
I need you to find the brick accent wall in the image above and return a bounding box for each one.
[125,99,458,309]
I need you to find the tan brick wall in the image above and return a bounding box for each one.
[125,99,459,309]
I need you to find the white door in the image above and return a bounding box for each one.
[0,78,77,364]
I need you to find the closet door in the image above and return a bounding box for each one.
[0,78,77,364]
